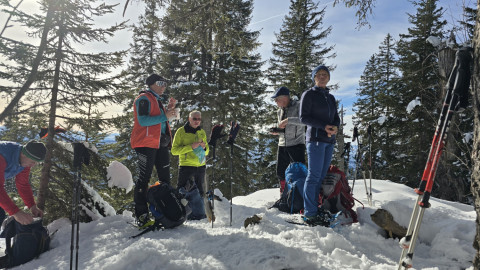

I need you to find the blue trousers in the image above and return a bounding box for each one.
[303,141,334,217]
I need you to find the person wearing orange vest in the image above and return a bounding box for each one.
[131,74,177,227]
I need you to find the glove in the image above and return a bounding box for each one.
[209,124,225,147]
[226,121,240,145]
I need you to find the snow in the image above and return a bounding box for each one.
[377,115,386,125]
[6,178,474,270]
[407,97,421,113]
[107,161,134,193]
[426,36,442,48]
[81,181,117,219]
[463,132,473,144]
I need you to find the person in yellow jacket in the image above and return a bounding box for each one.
[171,111,210,220]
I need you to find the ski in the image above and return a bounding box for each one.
[127,220,155,230]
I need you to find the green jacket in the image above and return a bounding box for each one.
[171,123,210,167]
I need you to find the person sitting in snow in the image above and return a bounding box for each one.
[130,74,177,228]
[171,110,210,220]
[0,140,46,225]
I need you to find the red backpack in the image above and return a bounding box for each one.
[319,165,362,224]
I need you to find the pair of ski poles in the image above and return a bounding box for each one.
[351,126,373,206]
[398,47,472,269]
[207,121,240,228]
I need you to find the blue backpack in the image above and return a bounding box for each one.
[0,217,50,268]
[272,162,308,213]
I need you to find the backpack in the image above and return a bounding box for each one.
[147,182,187,229]
[0,217,50,268]
[272,162,308,214]
[320,165,359,223]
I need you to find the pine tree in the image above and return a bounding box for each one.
[113,0,168,184]
[267,0,335,97]
[374,34,400,180]
[157,0,267,197]
[394,0,446,186]
[0,0,128,218]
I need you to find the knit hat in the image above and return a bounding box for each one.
[145,74,166,86]
[311,65,330,83]
[271,86,290,99]
[22,140,46,162]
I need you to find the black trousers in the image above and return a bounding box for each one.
[0,208,5,225]
[177,166,206,197]
[133,147,171,218]
[276,144,306,180]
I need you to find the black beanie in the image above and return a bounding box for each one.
[145,74,165,86]
[22,140,47,162]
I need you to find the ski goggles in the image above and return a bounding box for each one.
[155,80,167,87]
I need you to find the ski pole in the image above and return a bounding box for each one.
[211,145,216,229]
[70,168,79,270]
[360,142,371,206]
[70,142,90,270]
[226,121,240,227]
[229,143,233,226]
[351,127,359,193]
[398,47,472,269]
[74,170,81,270]
[367,125,373,206]
[362,169,369,205]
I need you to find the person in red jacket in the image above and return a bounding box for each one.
[131,74,177,227]
[0,140,46,225]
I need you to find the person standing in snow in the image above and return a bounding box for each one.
[171,111,210,220]
[131,74,177,227]
[0,140,46,225]
[299,65,340,226]
[270,86,306,194]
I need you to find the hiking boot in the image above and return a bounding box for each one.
[303,210,332,227]
[136,213,154,229]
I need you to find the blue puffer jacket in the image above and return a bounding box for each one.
[299,86,340,144]
[0,142,24,179]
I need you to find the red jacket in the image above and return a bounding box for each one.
[130,91,172,149]
[0,155,35,215]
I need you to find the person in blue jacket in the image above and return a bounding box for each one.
[0,140,46,225]
[299,65,340,226]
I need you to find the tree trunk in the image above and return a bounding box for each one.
[472,3,480,268]
[37,10,65,210]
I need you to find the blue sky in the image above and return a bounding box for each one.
[248,0,469,135]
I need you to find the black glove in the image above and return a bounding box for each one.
[209,125,226,147]
[352,126,359,142]
[73,142,90,168]
[227,121,240,145]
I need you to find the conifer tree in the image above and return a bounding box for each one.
[267,0,335,97]
[394,0,446,186]
[158,0,267,197]
[113,0,167,180]
[353,34,400,181]
[0,0,128,217]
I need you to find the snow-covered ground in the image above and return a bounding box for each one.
[7,179,476,270]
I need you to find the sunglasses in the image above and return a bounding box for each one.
[192,117,201,121]
[155,81,167,87]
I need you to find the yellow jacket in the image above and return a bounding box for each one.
[171,123,210,167]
